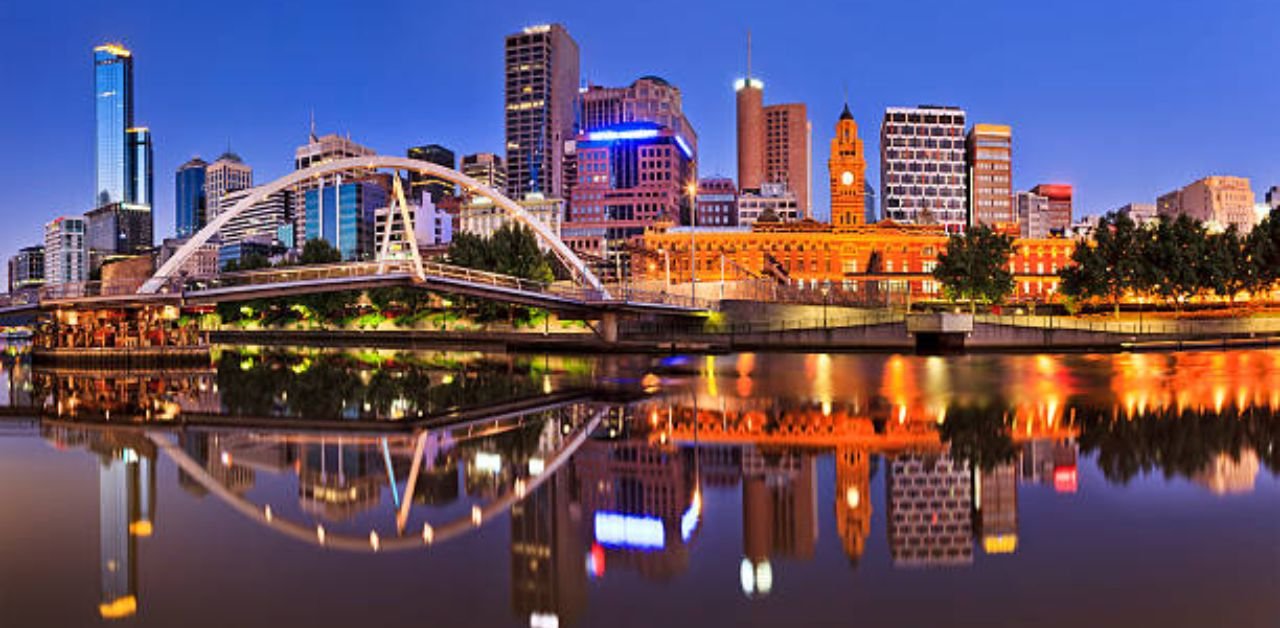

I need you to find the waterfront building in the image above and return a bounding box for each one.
[460,194,562,249]
[157,237,219,279]
[460,152,506,193]
[85,202,153,261]
[737,183,800,226]
[1157,176,1258,233]
[407,144,457,204]
[505,24,579,200]
[564,122,695,263]
[7,245,44,292]
[44,217,87,285]
[373,192,454,259]
[966,124,1013,227]
[829,104,868,229]
[880,106,968,232]
[175,158,207,237]
[886,453,974,567]
[219,236,286,269]
[578,76,698,160]
[216,187,293,247]
[764,103,812,215]
[1029,183,1073,236]
[93,44,133,206]
[1016,191,1052,239]
[292,130,377,248]
[696,177,738,227]
[204,152,253,222]
[304,178,387,260]
[1115,202,1157,225]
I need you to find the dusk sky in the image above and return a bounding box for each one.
[0,0,1276,267]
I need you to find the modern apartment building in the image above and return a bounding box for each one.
[44,217,87,285]
[304,179,386,261]
[1015,191,1052,239]
[292,131,376,248]
[504,24,579,200]
[204,152,253,222]
[216,187,293,248]
[880,106,968,232]
[764,103,811,216]
[738,183,800,226]
[1157,176,1258,233]
[966,124,1013,227]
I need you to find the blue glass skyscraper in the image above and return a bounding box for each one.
[127,127,153,207]
[94,44,133,206]
[175,158,207,237]
[304,180,386,261]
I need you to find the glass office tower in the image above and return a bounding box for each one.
[175,158,207,237]
[127,127,153,207]
[94,44,134,207]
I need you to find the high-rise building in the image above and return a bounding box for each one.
[460,152,506,192]
[734,71,765,192]
[695,177,738,227]
[292,131,376,248]
[578,76,698,159]
[304,178,386,260]
[216,187,293,247]
[1115,202,1157,225]
[966,124,1013,227]
[1015,191,1052,239]
[504,24,579,200]
[829,104,867,229]
[407,144,457,204]
[203,152,253,222]
[44,217,87,285]
[126,127,153,208]
[880,105,968,232]
[174,158,207,238]
[1029,183,1074,236]
[1157,176,1258,233]
[85,202,153,260]
[764,103,811,216]
[7,245,44,292]
[865,182,878,224]
[738,183,800,226]
[94,44,134,207]
[564,122,695,262]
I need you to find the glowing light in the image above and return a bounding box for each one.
[586,543,606,578]
[422,523,434,544]
[220,451,232,467]
[845,487,861,509]
[681,490,702,542]
[369,530,381,551]
[528,457,545,475]
[733,77,764,91]
[265,506,273,522]
[316,525,326,544]
[475,452,502,474]
[98,595,137,619]
[471,505,483,526]
[740,558,773,596]
[529,613,560,628]
[586,128,660,142]
[983,534,1019,554]
[128,520,152,537]
[675,135,693,159]
[594,512,665,549]
[1053,466,1078,493]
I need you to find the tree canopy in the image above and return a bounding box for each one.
[300,238,343,265]
[932,225,1015,312]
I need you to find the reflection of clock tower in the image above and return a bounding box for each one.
[829,103,867,229]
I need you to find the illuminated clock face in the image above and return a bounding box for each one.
[841,171,854,186]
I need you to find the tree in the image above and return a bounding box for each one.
[1199,226,1247,304]
[1244,210,1280,299]
[932,225,1015,313]
[1058,212,1143,317]
[448,224,554,283]
[1139,215,1207,311]
[300,238,343,265]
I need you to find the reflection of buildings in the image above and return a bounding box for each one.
[743,448,817,561]
[835,447,872,563]
[510,467,587,628]
[177,432,256,498]
[975,463,1018,555]
[299,440,383,521]
[1192,449,1260,495]
[1020,439,1079,493]
[886,453,973,567]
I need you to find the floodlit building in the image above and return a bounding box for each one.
[880,106,968,232]
[7,245,44,292]
[695,177,738,227]
[1029,183,1073,236]
[204,152,253,222]
[738,183,800,226]
[1157,176,1258,233]
[504,24,579,200]
[966,124,1013,227]
[44,217,87,285]
[828,104,868,229]
[764,103,811,216]
[459,194,563,250]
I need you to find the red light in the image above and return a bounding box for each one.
[1053,466,1078,493]
[589,543,606,578]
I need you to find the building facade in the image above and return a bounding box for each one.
[865,182,878,224]
[94,44,134,206]
[565,122,694,262]
[1157,176,1258,233]
[735,76,765,193]
[204,152,253,222]
[292,132,377,248]
[828,104,867,229]
[880,106,968,232]
[695,177,738,227]
[216,187,293,247]
[578,76,698,159]
[1115,202,1157,225]
[886,453,974,567]
[157,237,219,279]
[44,217,87,286]
[1015,191,1052,239]
[504,24,579,201]
[458,195,563,248]
[175,158,207,238]
[126,127,153,208]
[7,245,44,292]
[373,193,454,260]
[460,152,507,193]
[966,124,1013,227]
[1029,183,1073,236]
[85,202,153,259]
[738,183,800,226]
[407,144,457,204]
[304,179,386,261]
[764,103,811,216]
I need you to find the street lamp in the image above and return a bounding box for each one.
[687,180,698,302]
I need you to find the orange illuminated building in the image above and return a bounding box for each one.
[829,104,867,229]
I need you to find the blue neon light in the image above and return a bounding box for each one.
[680,506,699,542]
[593,512,665,549]
[586,129,661,142]
[674,135,693,160]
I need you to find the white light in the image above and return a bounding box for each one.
[739,558,754,595]
[471,505,483,526]
[528,457,545,475]
[845,487,860,509]
[475,452,502,474]
[422,523,434,544]
[529,613,560,628]
[369,531,380,551]
[594,512,665,549]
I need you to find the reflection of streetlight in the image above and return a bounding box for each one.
[687,180,698,302]
[821,282,831,328]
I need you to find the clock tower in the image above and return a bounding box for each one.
[828,103,867,229]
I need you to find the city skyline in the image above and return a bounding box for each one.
[1,0,1275,271]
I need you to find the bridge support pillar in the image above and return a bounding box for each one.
[600,312,619,344]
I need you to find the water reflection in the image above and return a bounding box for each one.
[1,347,1277,626]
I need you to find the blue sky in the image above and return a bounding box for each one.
[0,0,1276,267]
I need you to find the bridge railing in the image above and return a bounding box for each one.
[39,278,152,302]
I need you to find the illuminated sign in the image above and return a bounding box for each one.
[674,135,693,160]
[586,129,660,142]
[593,512,664,549]
[1053,465,1078,493]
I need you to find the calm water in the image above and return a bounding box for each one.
[0,347,1277,627]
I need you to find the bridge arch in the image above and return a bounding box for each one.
[139,156,606,296]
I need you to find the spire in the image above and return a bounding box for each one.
[840,102,853,121]
[309,110,318,143]
[746,29,752,80]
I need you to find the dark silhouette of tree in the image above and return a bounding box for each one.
[932,225,1015,312]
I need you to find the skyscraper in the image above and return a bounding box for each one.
[126,127,153,208]
[407,144,457,204]
[94,44,133,206]
[304,178,386,260]
[578,76,698,159]
[504,24,579,200]
[292,130,376,248]
[966,124,1013,227]
[461,152,506,192]
[880,105,968,232]
[828,104,867,229]
[174,158,207,238]
[734,46,765,193]
[203,152,253,222]
[1029,183,1074,236]
[7,245,44,292]
[764,103,811,216]
[44,217,87,285]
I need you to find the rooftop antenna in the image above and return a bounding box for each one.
[746,29,752,80]
[309,109,318,142]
